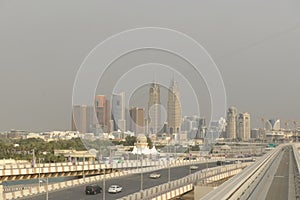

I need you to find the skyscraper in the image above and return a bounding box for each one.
[95,95,111,133]
[167,79,181,140]
[226,106,238,139]
[105,99,111,132]
[196,118,207,139]
[72,105,94,133]
[111,92,126,132]
[265,119,281,131]
[148,82,162,134]
[129,107,145,135]
[237,112,251,141]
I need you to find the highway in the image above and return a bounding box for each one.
[22,162,217,200]
[265,146,296,200]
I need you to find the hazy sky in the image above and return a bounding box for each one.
[1,0,300,132]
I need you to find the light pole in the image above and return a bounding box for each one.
[174,145,177,160]
[140,152,144,191]
[98,144,106,200]
[168,142,171,183]
[189,145,192,176]
[38,158,41,187]
[103,166,106,200]
[82,154,85,182]
[109,147,112,164]
[32,149,36,168]
[46,177,49,200]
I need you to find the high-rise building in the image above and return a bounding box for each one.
[148,82,162,134]
[196,118,207,139]
[251,128,261,139]
[226,106,238,139]
[167,79,181,140]
[237,113,251,141]
[105,99,111,132]
[94,95,111,133]
[129,107,145,135]
[72,105,94,133]
[111,92,126,131]
[181,116,206,139]
[265,119,281,131]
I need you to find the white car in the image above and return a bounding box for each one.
[108,185,122,193]
[149,172,161,179]
[190,165,198,170]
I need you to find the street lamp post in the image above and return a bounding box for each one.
[140,153,144,191]
[82,154,85,182]
[168,143,171,183]
[189,145,192,176]
[98,145,106,200]
[103,166,106,200]
[38,158,41,187]
[46,177,49,200]
[32,149,36,168]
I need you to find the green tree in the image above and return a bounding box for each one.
[147,137,153,148]
[124,136,136,146]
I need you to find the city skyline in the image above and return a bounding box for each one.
[1,1,300,132]
[1,2,300,200]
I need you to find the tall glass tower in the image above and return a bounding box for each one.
[148,82,162,134]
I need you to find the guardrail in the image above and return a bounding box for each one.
[2,166,154,200]
[292,144,300,197]
[118,163,250,200]
[292,144,300,174]
[0,156,250,170]
[0,158,224,181]
[201,146,283,200]
[1,159,219,200]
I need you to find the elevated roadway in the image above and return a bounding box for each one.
[202,144,300,200]
[20,162,217,200]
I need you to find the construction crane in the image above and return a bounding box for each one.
[284,121,289,130]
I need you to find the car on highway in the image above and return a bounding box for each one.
[149,172,161,179]
[190,165,198,170]
[39,179,46,184]
[85,184,102,195]
[217,160,234,166]
[108,185,122,193]
[183,157,197,161]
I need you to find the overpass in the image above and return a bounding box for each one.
[2,161,220,200]
[2,144,296,200]
[116,144,300,200]
[0,158,223,182]
[0,158,222,199]
[202,143,300,200]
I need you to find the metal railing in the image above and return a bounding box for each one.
[292,144,300,198]
[202,146,283,200]
[118,163,249,200]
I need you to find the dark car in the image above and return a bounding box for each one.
[217,160,234,166]
[85,184,102,195]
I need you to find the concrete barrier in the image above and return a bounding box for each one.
[118,163,249,200]
[1,159,220,200]
[0,158,220,181]
[202,145,283,200]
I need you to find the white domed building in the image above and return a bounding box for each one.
[136,134,148,149]
[131,134,158,155]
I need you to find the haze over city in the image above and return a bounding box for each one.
[1,1,300,132]
[2,2,300,200]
